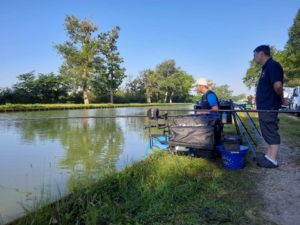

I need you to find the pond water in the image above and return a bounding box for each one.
[0,105,192,224]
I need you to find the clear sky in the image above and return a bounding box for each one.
[0,0,299,94]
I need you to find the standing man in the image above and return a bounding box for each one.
[253,45,289,168]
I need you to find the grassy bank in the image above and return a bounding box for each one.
[8,113,300,225]
[11,152,257,225]
[0,103,192,113]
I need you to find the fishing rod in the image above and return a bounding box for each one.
[161,109,300,113]
[0,115,148,121]
[0,109,299,121]
[0,113,224,121]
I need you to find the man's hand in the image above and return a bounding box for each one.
[282,98,291,106]
[211,105,219,110]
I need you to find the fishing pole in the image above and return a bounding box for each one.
[0,109,299,121]
[0,113,222,121]
[160,109,300,113]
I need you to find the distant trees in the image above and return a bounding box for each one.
[3,13,268,105]
[243,9,300,88]
[0,72,70,104]
[211,84,233,101]
[0,58,196,104]
[124,60,195,103]
[231,93,247,103]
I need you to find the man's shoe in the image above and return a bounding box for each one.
[257,156,279,168]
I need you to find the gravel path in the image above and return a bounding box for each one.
[255,138,300,225]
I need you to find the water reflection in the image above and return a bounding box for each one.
[0,105,192,224]
[59,109,124,188]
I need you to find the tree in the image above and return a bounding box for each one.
[155,60,178,103]
[0,89,3,104]
[13,72,36,103]
[171,71,194,102]
[122,60,194,103]
[231,93,246,103]
[55,15,100,104]
[211,84,233,100]
[153,60,194,103]
[243,61,261,89]
[97,26,126,103]
[10,72,70,104]
[123,69,160,103]
[34,73,70,103]
[284,9,300,86]
[142,69,158,103]
[124,75,146,102]
[127,61,194,103]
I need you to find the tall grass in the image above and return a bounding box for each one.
[11,152,258,225]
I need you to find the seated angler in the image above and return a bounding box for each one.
[194,77,220,111]
[194,77,222,148]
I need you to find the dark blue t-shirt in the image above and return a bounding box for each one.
[256,58,283,110]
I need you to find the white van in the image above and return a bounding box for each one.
[291,86,300,112]
[283,87,294,99]
[282,87,294,109]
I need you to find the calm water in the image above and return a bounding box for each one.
[0,105,191,224]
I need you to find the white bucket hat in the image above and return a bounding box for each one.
[193,77,208,87]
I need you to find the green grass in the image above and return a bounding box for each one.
[278,114,300,146]
[0,103,192,112]
[11,152,257,225]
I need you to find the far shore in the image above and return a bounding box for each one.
[0,103,192,113]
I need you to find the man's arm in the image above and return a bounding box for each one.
[273,81,283,100]
[273,81,290,106]
[271,62,288,106]
[207,93,220,110]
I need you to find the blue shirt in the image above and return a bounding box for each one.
[207,93,218,107]
[256,58,283,110]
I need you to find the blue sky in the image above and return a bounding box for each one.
[0,0,299,94]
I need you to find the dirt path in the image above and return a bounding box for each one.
[254,138,300,225]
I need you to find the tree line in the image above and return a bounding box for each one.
[0,15,249,105]
[243,9,300,89]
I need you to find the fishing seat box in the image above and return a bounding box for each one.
[169,115,220,150]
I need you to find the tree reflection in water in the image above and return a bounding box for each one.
[11,109,124,189]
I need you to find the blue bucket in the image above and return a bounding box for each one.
[217,145,248,170]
